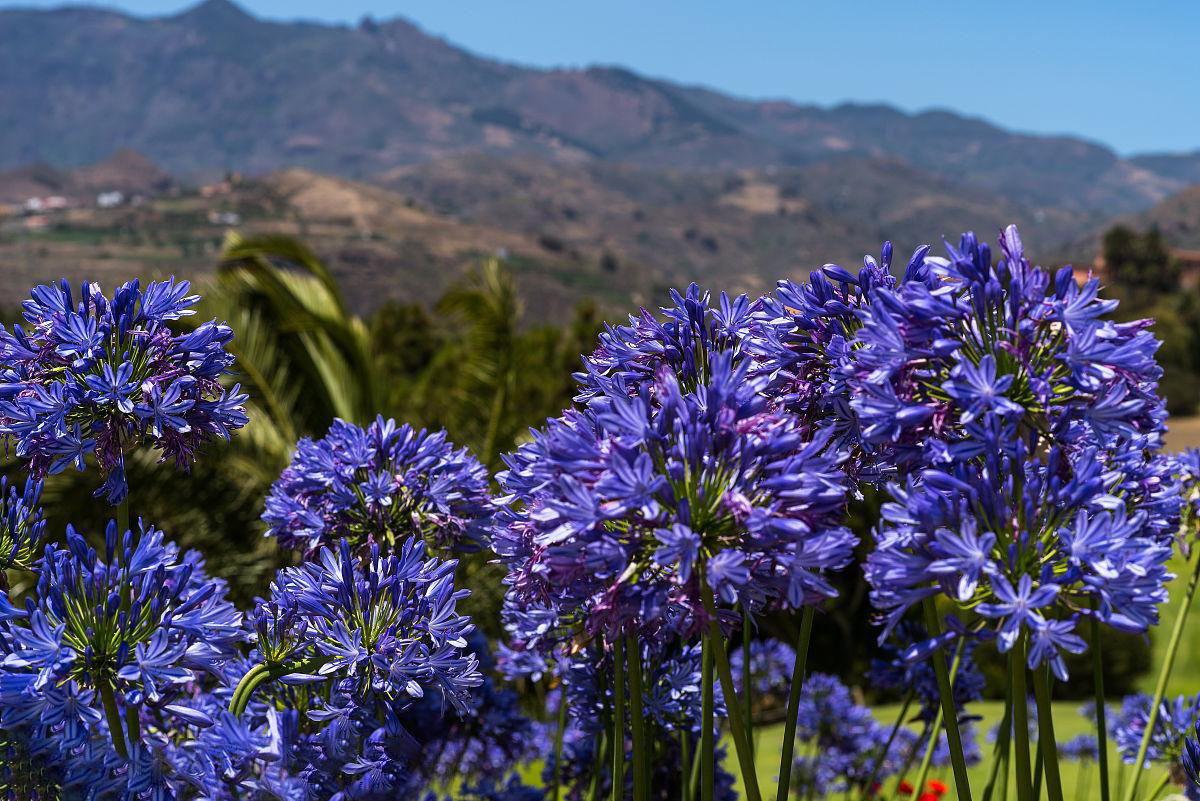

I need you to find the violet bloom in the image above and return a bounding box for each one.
[0,278,248,503]
[858,227,1180,678]
[750,241,931,485]
[0,519,244,784]
[493,347,854,647]
[263,416,492,556]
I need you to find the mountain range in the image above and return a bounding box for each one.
[2,0,1199,315]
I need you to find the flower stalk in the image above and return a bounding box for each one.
[700,582,762,801]
[922,598,973,801]
[1033,665,1063,801]
[776,606,815,801]
[1122,544,1200,801]
[701,636,714,801]
[1090,602,1111,801]
[626,632,649,801]
[553,688,568,801]
[1012,636,1035,801]
[612,636,626,801]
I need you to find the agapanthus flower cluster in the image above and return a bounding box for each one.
[860,226,1179,676]
[0,278,248,503]
[243,537,481,713]
[1111,692,1200,769]
[750,242,931,483]
[400,632,541,785]
[494,346,854,645]
[1059,733,1100,762]
[0,520,244,791]
[731,637,796,701]
[575,283,758,402]
[263,416,492,555]
[228,537,482,799]
[0,476,46,582]
[867,623,985,723]
[790,672,977,799]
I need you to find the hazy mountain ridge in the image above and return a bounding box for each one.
[0,0,1193,219]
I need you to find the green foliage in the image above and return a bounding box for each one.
[374,258,601,469]
[1103,224,1179,292]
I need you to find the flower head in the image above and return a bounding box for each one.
[494,347,853,647]
[0,279,248,503]
[264,417,492,556]
[0,476,46,579]
[859,227,1179,677]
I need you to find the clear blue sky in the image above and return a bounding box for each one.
[9,0,1199,155]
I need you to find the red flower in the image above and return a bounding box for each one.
[898,781,915,794]
[927,779,949,796]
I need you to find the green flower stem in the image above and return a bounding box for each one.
[742,606,753,760]
[922,598,973,801]
[229,657,334,716]
[775,606,815,801]
[1090,601,1111,801]
[699,585,763,801]
[553,687,568,801]
[1033,665,1064,801]
[701,635,714,801]
[858,691,914,801]
[99,677,129,759]
[980,681,1013,801]
[589,729,608,801]
[1141,771,1170,801]
[680,729,693,801]
[626,632,649,801]
[1123,546,1200,801]
[910,638,966,801]
[1012,636,1035,801]
[1033,740,1044,799]
[910,711,942,801]
[612,636,626,801]
[229,663,272,716]
[125,699,141,753]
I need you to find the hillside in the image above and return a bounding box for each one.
[0,0,1189,221]
[0,150,1114,322]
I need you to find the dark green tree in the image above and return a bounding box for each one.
[1103,224,1179,292]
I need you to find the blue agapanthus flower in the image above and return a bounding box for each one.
[858,227,1180,677]
[1183,718,1200,798]
[0,278,249,504]
[790,672,977,799]
[1058,733,1100,761]
[213,538,483,801]
[867,623,985,724]
[0,519,244,789]
[263,416,492,555]
[395,632,541,787]
[731,637,796,700]
[494,346,854,645]
[751,241,931,485]
[575,283,759,403]
[0,476,46,582]
[542,645,736,801]
[240,537,482,714]
[1111,692,1200,769]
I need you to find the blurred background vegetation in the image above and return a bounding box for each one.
[5,221,1198,698]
